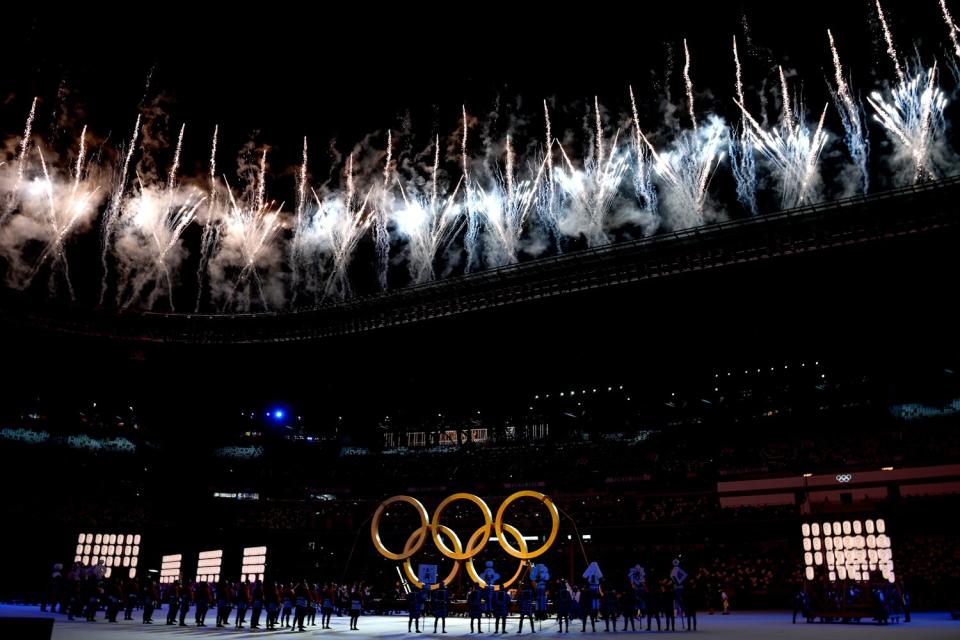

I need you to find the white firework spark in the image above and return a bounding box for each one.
[875,0,905,83]
[867,65,948,183]
[828,29,870,193]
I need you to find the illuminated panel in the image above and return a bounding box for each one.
[241,546,267,582]
[160,554,182,584]
[74,532,142,579]
[196,549,223,583]
[801,518,895,583]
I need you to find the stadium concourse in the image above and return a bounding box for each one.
[1,606,958,639]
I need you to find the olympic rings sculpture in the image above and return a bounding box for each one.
[370,490,560,590]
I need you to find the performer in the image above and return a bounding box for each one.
[321,584,335,629]
[467,584,485,634]
[178,581,192,626]
[307,582,318,626]
[432,583,449,633]
[293,580,309,631]
[518,582,537,633]
[250,579,264,629]
[408,585,425,633]
[530,564,550,621]
[265,582,280,630]
[578,583,597,633]
[42,563,62,613]
[348,584,363,631]
[106,579,123,623]
[683,585,698,631]
[619,585,637,631]
[493,586,512,634]
[481,561,500,614]
[661,585,676,632]
[554,579,572,633]
[142,579,158,624]
[124,576,139,621]
[601,587,618,632]
[235,580,250,628]
[280,582,293,628]
[216,579,234,628]
[165,580,180,625]
[583,562,602,618]
[642,583,660,632]
[194,580,210,626]
[671,559,688,621]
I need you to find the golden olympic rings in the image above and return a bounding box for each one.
[371,491,560,590]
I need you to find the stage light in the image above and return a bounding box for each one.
[104,568,112,578]
[805,567,814,580]
[134,535,141,545]
[95,534,103,544]
[198,549,223,581]
[161,554,182,584]
[811,523,820,537]
[802,518,895,582]
[242,546,268,580]
[78,534,85,544]
[129,568,136,579]
[802,524,810,537]
[876,519,886,533]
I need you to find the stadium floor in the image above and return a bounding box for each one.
[1,606,957,639]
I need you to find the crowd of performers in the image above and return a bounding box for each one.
[42,561,368,632]
[40,558,709,632]
[423,559,705,633]
[792,580,911,625]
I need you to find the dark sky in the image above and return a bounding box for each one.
[2,1,953,178]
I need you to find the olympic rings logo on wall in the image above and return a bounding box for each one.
[371,490,560,591]
[836,474,853,483]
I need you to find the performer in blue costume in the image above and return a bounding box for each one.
[481,561,500,614]
[530,564,550,621]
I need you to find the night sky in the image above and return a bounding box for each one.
[2,1,954,186]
